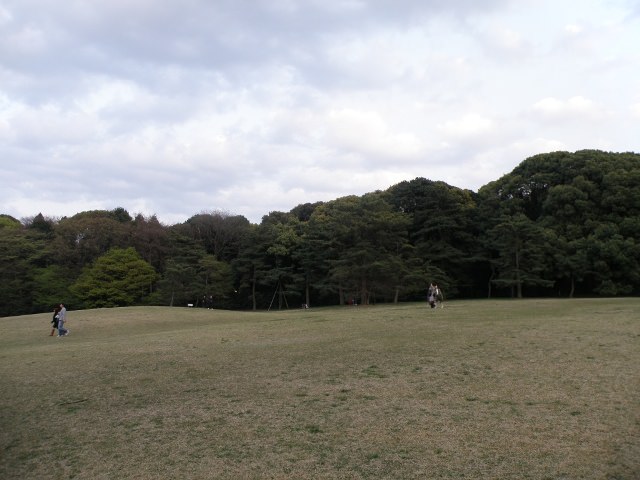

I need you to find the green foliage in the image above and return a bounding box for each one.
[51,210,133,276]
[152,230,207,307]
[71,247,158,308]
[131,213,171,272]
[27,213,55,235]
[0,227,53,316]
[31,264,76,312]
[387,178,480,297]
[306,192,411,305]
[478,150,640,297]
[0,214,22,229]
[232,224,266,310]
[485,214,555,297]
[235,211,306,310]
[110,207,133,223]
[180,211,251,261]
[198,254,234,307]
[2,149,639,316]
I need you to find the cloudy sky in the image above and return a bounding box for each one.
[1,0,639,224]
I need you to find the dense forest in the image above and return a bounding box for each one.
[1,150,639,317]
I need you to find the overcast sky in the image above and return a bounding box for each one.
[1,0,639,224]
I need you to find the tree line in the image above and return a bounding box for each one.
[1,150,638,317]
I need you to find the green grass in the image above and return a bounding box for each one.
[1,299,639,479]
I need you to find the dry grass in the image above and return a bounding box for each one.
[1,299,638,479]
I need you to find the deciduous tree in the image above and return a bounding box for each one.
[71,247,157,308]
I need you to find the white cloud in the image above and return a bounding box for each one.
[483,26,531,59]
[532,96,600,119]
[0,0,638,224]
[0,5,13,25]
[2,25,47,55]
[326,108,424,162]
[564,24,583,35]
[7,102,103,147]
[438,113,494,140]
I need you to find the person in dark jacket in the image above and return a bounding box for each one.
[50,306,60,336]
[427,283,437,308]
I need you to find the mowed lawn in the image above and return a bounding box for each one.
[1,299,638,479]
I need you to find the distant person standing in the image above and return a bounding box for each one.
[434,284,444,308]
[427,282,437,309]
[50,306,61,336]
[57,303,69,337]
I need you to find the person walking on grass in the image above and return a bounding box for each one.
[434,284,444,308]
[50,305,60,336]
[427,283,445,309]
[57,303,69,337]
[427,282,437,308]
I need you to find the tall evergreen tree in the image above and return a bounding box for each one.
[387,178,480,297]
[306,193,411,305]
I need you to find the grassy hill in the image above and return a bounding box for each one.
[1,299,638,479]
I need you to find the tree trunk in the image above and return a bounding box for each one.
[487,266,495,299]
[515,248,523,298]
[569,274,575,298]
[251,267,257,311]
[360,278,368,305]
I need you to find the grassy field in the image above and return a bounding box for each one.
[1,299,638,479]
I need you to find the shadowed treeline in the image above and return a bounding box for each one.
[1,149,639,316]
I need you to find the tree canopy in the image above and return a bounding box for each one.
[71,247,158,308]
[1,150,638,316]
